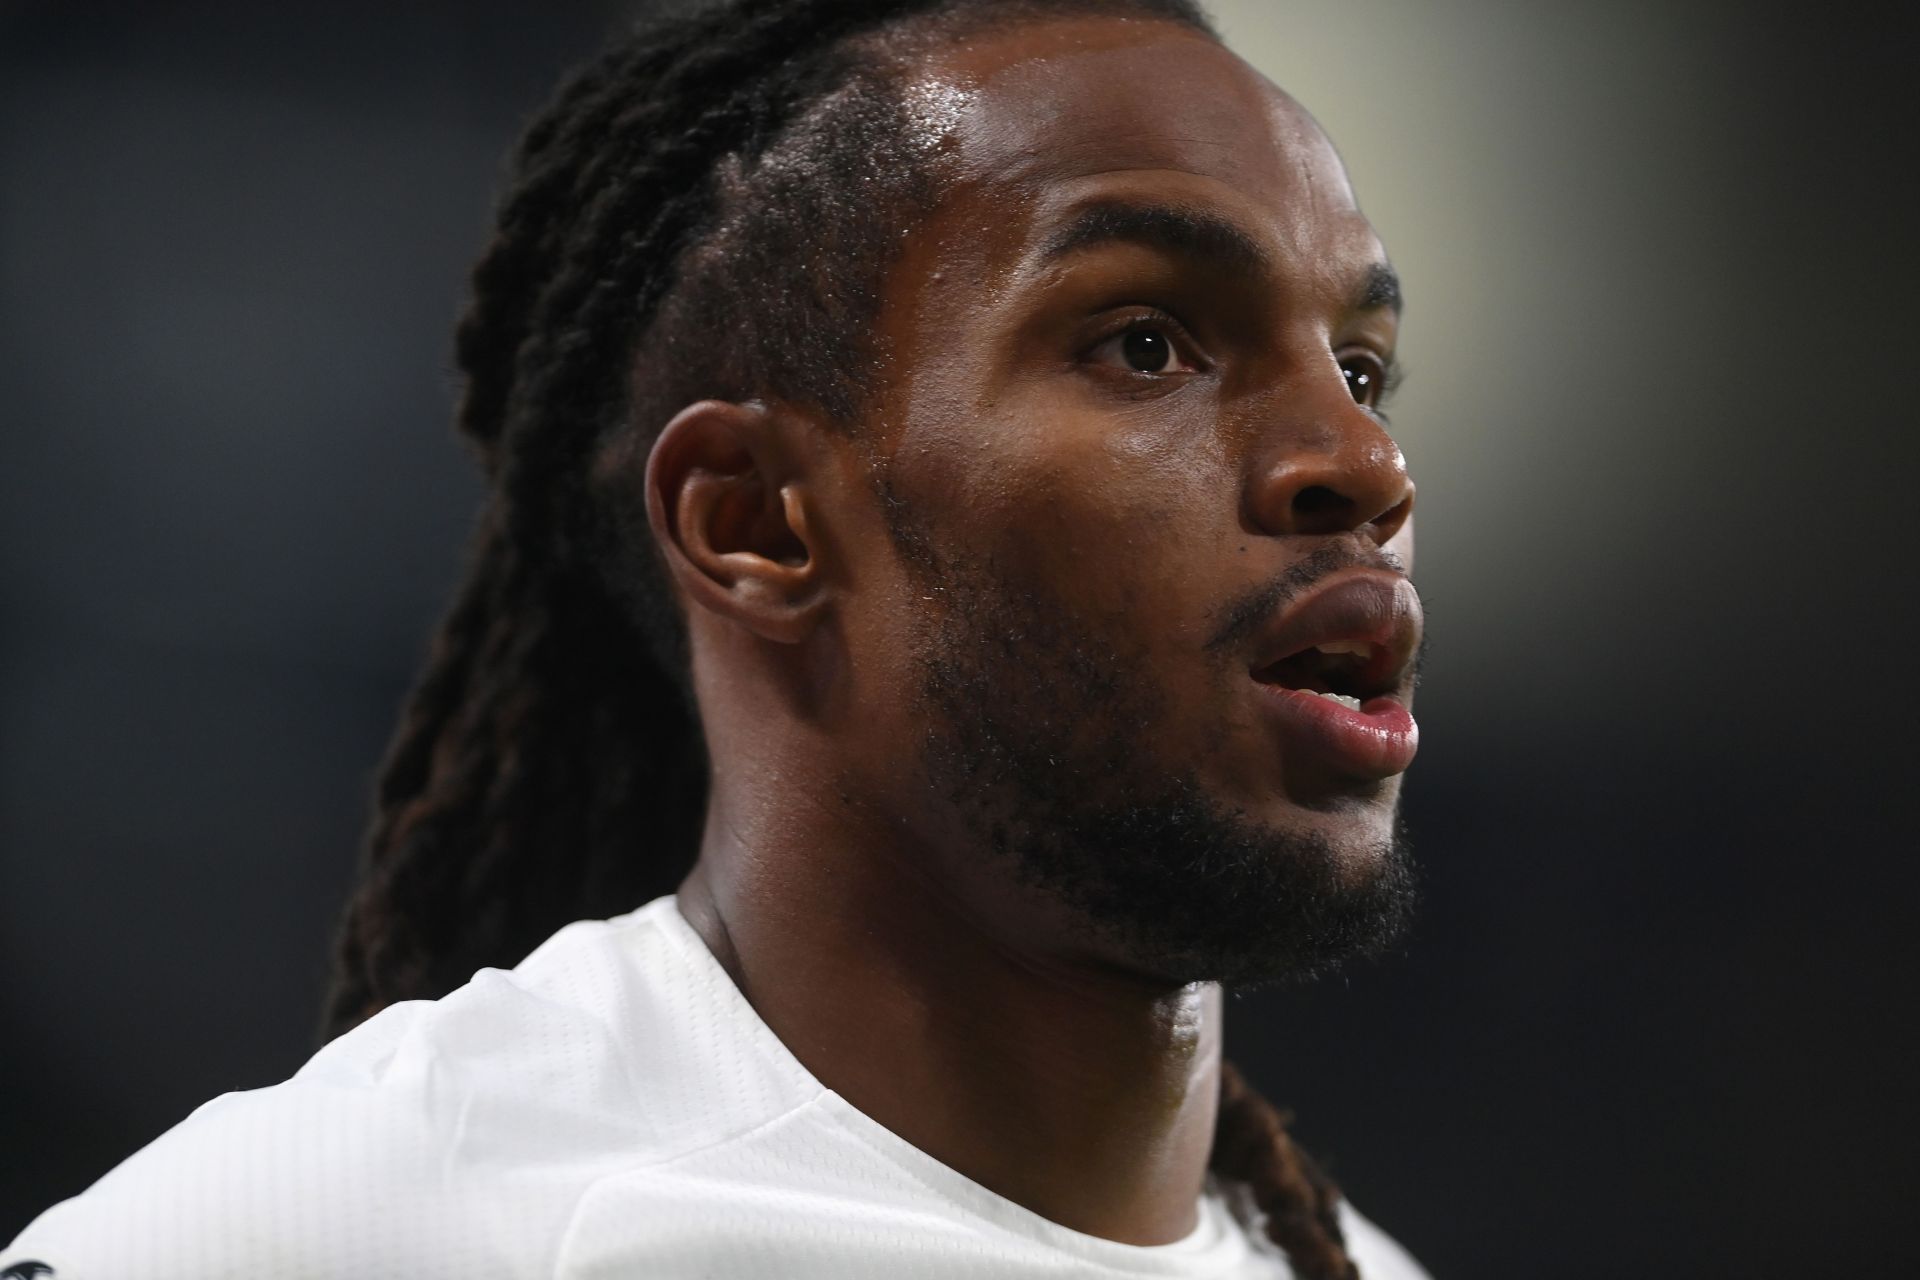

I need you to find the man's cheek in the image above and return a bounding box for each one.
[1385,509,1415,574]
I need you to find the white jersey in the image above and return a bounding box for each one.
[4,896,1428,1279]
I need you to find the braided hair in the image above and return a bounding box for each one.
[323,1,1360,1273]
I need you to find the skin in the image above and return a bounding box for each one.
[639,16,1415,1247]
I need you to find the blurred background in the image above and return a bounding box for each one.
[2,1,1914,1274]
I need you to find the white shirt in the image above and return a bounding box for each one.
[4,896,1428,1278]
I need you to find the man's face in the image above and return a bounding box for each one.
[842,17,1421,987]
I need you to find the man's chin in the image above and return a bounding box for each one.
[1007,795,1419,991]
[1269,801,1410,889]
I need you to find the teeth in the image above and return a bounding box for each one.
[1312,690,1364,712]
[1314,640,1375,659]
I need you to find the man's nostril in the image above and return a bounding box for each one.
[1292,485,1348,519]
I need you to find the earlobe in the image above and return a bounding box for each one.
[643,399,826,645]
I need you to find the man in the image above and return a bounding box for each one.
[4,0,1429,1275]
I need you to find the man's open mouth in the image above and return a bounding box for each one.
[1242,572,1423,780]
[1251,638,1397,712]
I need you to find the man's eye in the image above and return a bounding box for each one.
[1121,328,1175,373]
[1340,353,1391,407]
[1089,323,1199,376]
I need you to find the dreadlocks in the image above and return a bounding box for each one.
[322,1,1361,1274]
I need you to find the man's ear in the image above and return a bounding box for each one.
[642,399,825,645]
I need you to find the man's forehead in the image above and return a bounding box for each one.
[882,17,1385,312]
[918,17,1356,215]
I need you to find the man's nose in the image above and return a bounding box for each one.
[1245,393,1414,547]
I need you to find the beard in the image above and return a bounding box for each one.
[895,531,1417,990]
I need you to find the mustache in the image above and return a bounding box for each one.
[1203,544,1414,656]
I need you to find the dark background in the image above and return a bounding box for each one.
[3,2,1915,1275]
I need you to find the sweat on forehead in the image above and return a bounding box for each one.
[920,18,1350,204]
[855,16,1381,343]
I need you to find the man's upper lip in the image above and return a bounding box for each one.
[1246,571,1422,699]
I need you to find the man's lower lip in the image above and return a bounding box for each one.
[1251,683,1419,778]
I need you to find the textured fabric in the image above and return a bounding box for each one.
[4,897,1429,1279]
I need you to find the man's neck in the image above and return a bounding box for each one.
[674,786,1222,1247]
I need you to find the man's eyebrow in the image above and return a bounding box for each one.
[1038,203,1403,319]
[1356,261,1402,316]
[1036,201,1271,275]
